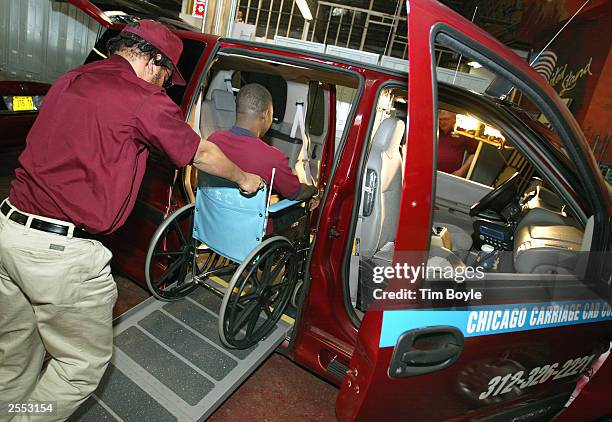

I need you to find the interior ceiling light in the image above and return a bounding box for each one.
[484,126,504,140]
[467,61,482,68]
[456,114,480,131]
[296,0,313,21]
[104,11,128,17]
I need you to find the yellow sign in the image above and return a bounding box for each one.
[13,96,34,111]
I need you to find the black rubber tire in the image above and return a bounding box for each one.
[145,203,199,301]
[219,236,297,349]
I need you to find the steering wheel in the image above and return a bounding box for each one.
[470,172,520,217]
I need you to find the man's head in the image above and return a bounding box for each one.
[438,110,457,134]
[235,84,274,137]
[107,20,186,88]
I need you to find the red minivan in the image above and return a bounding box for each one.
[42,0,612,420]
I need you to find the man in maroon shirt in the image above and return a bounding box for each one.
[437,110,478,177]
[0,21,261,420]
[207,83,320,207]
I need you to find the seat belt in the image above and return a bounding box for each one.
[349,216,362,307]
[290,102,315,186]
[348,182,369,308]
[193,90,203,136]
[224,78,233,93]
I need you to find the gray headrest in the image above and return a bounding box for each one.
[372,118,405,156]
[211,90,235,112]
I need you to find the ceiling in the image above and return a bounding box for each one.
[137,0,568,52]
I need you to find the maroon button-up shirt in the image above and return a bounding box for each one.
[9,55,200,234]
[437,132,477,174]
[207,127,301,198]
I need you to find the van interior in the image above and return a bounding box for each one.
[184,52,359,202]
[351,93,591,314]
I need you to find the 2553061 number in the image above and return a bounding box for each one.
[479,354,595,400]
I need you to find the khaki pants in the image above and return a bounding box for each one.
[0,201,117,421]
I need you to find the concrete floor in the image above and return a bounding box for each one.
[0,171,339,421]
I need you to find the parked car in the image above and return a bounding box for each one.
[0,79,50,173]
[15,0,611,420]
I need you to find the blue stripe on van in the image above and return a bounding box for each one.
[379,299,612,347]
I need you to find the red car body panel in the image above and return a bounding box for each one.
[556,359,612,422]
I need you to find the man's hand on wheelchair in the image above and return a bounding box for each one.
[239,172,264,194]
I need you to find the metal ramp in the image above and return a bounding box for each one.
[70,282,292,422]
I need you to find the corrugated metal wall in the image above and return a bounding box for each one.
[0,0,101,83]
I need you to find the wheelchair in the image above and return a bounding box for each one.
[143,172,310,349]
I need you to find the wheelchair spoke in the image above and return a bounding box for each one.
[154,250,183,257]
[237,291,259,304]
[268,254,288,282]
[154,254,186,287]
[169,278,196,295]
[220,237,299,349]
[252,269,262,288]
[146,204,199,301]
[259,258,273,285]
[176,256,189,287]
[232,300,260,333]
[245,311,260,337]
[262,305,274,319]
[268,279,290,291]
[171,218,188,246]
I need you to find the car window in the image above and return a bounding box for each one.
[85,28,206,107]
[426,31,592,283]
[307,82,326,137]
[335,86,357,150]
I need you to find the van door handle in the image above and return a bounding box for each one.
[388,326,464,378]
[401,343,462,366]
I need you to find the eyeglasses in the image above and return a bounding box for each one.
[162,66,174,89]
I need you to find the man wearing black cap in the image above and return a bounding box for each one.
[0,20,261,421]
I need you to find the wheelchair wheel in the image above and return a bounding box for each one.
[219,236,298,349]
[145,203,202,301]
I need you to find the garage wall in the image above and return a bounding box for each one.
[0,0,101,83]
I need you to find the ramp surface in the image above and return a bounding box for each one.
[70,286,292,422]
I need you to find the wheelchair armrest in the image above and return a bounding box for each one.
[268,198,305,213]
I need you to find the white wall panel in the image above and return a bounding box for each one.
[0,0,101,83]
[437,67,490,93]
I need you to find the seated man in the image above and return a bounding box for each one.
[206,83,320,213]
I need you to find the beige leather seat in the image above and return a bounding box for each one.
[200,89,236,140]
[359,117,405,258]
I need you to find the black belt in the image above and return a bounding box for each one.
[1,202,94,239]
